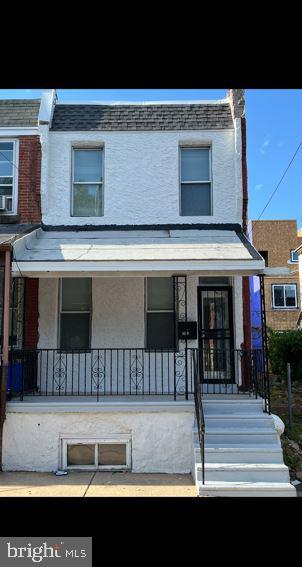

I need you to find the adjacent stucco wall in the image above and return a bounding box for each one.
[42,130,237,226]
[3,409,194,473]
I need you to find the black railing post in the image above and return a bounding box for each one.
[193,349,205,485]
[185,347,188,401]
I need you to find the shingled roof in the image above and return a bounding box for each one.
[51,102,233,131]
[0,99,40,127]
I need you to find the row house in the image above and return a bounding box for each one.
[0,90,295,496]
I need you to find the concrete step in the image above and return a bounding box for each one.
[198,481,296,497]
[203,399,264,416]
[196,463,290,483]
[204,429,280,446]
[202,415,275,430]
[199,445,284,464]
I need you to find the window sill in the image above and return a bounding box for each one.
[272,307,299,310]
[70,215,104,219]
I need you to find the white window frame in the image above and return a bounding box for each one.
[0,138,19,215]
[272,284,298,310]
[290,249,299,263]
[179,145,212,217]
[145,277,176,350]
[60,435,132,471]
[58,278,92,350]
[71,147,104,217]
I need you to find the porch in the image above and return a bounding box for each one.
[5,226,269,405]
[6,347,269,405]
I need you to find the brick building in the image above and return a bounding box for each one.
[0,99,41,351]
[249,219,302,343]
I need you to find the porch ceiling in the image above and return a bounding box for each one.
[12,228,265,276]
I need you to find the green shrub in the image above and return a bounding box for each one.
[268,330,302,381]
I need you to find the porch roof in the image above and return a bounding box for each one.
[12,227,265,276]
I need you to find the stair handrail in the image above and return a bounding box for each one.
[192,349,205,485]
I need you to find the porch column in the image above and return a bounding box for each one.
[24,278,39,349]
[0,247,12,469]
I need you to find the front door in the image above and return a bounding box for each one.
[198,286,234,383]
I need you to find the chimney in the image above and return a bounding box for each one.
[228,89,245,120]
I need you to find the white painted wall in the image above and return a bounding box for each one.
[42,130,237,226]
[3,409,194,473]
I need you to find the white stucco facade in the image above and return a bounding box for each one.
[3,406,195,473]
[41,129,237,226]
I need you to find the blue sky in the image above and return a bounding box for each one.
[1,88,301,228]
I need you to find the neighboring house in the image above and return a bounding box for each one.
[0,98,41,355]
[0,90,295,496]
[249,219,302,348]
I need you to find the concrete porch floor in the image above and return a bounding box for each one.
[0,471,196,497]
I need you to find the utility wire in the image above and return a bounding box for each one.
[247,140,302,241]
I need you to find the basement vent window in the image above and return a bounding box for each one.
[62,437,131,470]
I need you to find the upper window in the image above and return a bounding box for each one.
[72,148,103,217]
[59,278,92,349]
[272,284,298,309]
[290,249,298,263]
[0,141,17,214]
[146,277,175,349]
[180,147,212,216]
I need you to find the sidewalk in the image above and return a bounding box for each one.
[0,472,196,497]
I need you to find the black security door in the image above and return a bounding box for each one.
[198,286,235,383]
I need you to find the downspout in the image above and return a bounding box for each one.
[241,114,252,351]
[0,246,12,470]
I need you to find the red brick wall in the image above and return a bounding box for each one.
[17,136,41,223]
[23,278,39,349]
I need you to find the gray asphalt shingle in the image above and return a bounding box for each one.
[0,99,40,127]
[51,103,233,131]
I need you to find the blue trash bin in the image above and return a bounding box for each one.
[6,362,23,393]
